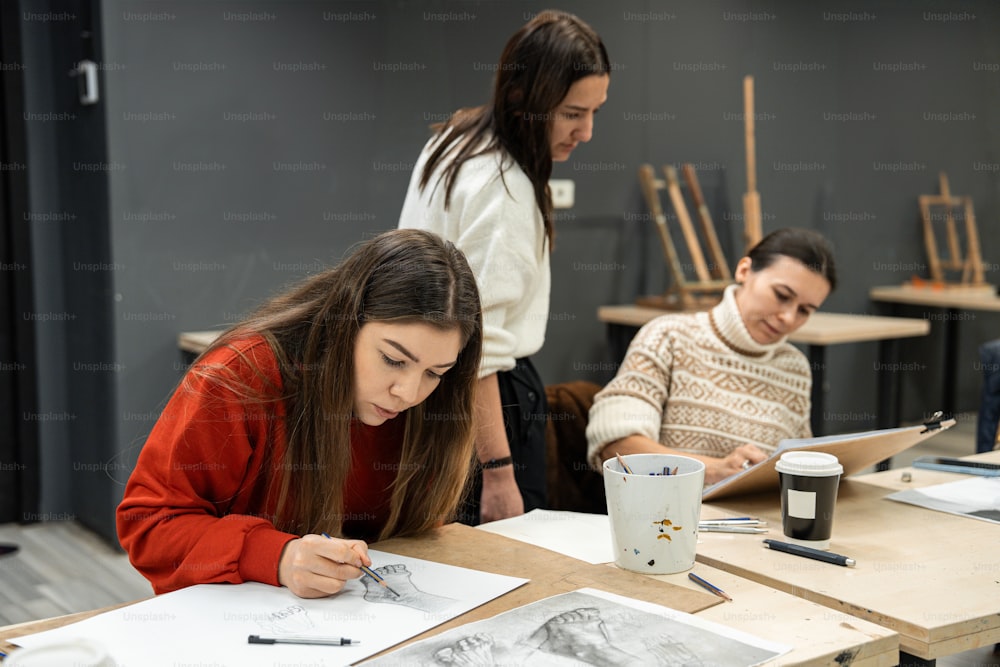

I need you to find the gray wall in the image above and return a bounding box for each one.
[34,0,1000,534]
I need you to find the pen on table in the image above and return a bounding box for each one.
[698,525,768,534]
[248,634,359,646]
[762,539,856,567]
[688,572,733,602]
[615,452,634,474]
[698,518,766,526]
[321,532,401,597]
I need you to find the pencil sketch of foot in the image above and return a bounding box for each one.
[257,603,315,636]
[528,607,638,666]
[645,633,704,666]
[432,632,496,665]
[361,563,455,612]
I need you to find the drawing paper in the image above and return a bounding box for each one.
[477,510,614,564]
[703,419,955,501]
[10,549,527,666]
[366,588,790,666]
[887,476,1000,525]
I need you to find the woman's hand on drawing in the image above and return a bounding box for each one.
[277,534,369,598]
[708,444,767,485]
[479,467,524,524]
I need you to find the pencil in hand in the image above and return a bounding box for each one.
[359,563,401,598]
[321,533,400,597]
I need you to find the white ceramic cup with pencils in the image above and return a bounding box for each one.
[603,453,705,574]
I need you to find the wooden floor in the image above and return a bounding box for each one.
[0,520,152,627]
[0,416,996,665]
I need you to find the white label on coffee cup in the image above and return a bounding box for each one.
[787,489,817,519]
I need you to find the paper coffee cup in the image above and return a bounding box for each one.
[602,453,705,574]
[775,451,843,550]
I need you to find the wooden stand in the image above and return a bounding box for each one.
[742,75,762,253]
[637,163,730,310]
[915,172,986,287]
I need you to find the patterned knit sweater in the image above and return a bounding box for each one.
[586,285,812,469]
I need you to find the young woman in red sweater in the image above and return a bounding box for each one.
[117,229,482,598]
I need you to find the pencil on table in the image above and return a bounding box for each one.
[688,572,733,602]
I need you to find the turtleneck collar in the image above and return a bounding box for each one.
[708,284,785,359]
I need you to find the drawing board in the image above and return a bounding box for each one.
[702,419,956,501]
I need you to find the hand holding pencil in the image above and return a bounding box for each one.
[276,533,374,599]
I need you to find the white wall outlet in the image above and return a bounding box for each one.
[550,179,575,209]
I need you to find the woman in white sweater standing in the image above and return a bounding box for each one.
[399,10,610,523]
[587,228,837,486]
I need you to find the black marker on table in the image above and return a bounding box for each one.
[762,539,856,567]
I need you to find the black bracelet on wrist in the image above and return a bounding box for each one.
[481,456,514,470]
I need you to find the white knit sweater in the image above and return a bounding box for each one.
[398,136,550,378]
[586,285,813,469]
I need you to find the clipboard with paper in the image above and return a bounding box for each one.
[702,415,956,501]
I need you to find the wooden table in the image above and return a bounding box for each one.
[699,450,1000,665]
[177,329,222,361]
[598,307,930,437]
[870,284,1000,415]
[0,523,899,666]
[648,562,898,666]
[846,449,1000,492]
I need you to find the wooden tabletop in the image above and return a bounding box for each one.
[641,559,897,666]
[0,523,899,666]
[597,307,930,346]
[0,525,714,660]
[699,453,1000,660]
[177,330,222,355]
[846,449,1000,493]
[870,284,1000,311]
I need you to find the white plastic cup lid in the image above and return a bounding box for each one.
[775,451,843,477]
[3,638,113,667]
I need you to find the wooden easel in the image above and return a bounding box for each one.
[917,172,986,287]
[637,163,731,310]
[742,75,762,253]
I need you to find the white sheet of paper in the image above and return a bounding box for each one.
[10,549,527,666]
[365,587,791,666]
[888,476,1000,525]
[477,509,613,564]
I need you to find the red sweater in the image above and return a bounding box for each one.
[116,336,403,594]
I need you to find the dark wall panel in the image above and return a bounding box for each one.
[66,0,1000,528]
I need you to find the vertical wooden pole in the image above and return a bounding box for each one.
[743,75,762,252]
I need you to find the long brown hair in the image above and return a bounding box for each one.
[193,229,482,539]
[419,9,610,249]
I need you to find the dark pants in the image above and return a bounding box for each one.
[977,339,1000,453]
[458,357,548,525]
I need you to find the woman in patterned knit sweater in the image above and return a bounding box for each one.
[587,228,837,485]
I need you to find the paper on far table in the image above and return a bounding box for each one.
[10,549,527,667]
[477,509,614,564]
[887,476,1000,525]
